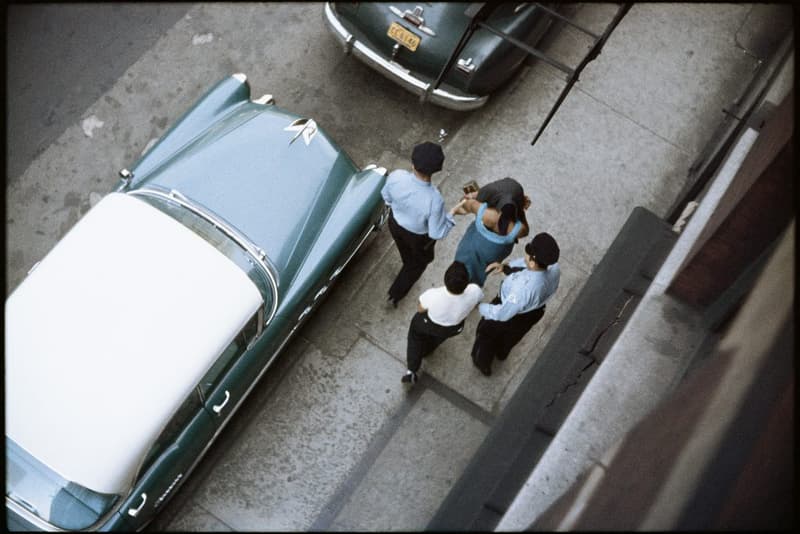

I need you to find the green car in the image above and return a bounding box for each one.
[5,73,388,531]
[324,2,554,110]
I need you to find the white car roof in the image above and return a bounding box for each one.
[5,192,262,495]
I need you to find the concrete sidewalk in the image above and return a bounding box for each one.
[153,3,785,531]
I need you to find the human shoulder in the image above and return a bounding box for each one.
[388,168,413,181]
[420,285,445,304]
[548,263,561,280]
[464,283,484,302]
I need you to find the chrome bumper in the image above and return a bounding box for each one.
[323,3,488,111]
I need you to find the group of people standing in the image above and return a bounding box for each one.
[381,141,561,383]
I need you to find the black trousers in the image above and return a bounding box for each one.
[407,311,465,373]
[387,212,435,302]
[471,296,545,373]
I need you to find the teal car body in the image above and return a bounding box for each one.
[324,2,554,110]
[5,74,387,531]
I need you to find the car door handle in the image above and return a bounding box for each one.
[127,493,147,517]
[212,390,230,415]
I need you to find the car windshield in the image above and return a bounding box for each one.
[136,192,275,315]
[6,438,120,530]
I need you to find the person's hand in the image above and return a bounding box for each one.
[450,198,468,215]
[523,195,531,210]
[485,262,504,275]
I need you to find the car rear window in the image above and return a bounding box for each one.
[6,438,120,530]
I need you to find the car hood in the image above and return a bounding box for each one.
[135,103,358,284]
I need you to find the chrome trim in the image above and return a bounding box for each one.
[323,3,487,111]
[389,5,436,36]
[456,57,477,74]
[362,164,387,175]
[375,203,391,229]
[118,168,134,191]
[314,286,328,300]
[127,493,147,517]
[212,390,230,414]
[297,306,313,322]
[7,497,67,531]
[253,94,275,105]
[127,187,280,323]
[344,34,355,54]
[284,118,319,146]
[154,473,182,509]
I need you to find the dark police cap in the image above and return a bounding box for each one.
[525,232,560,267]
[412,142,445,175]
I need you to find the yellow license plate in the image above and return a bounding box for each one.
[387,22,420,52]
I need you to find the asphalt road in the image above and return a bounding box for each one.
[6,3,192,183]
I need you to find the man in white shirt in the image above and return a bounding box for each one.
[471,233,561,376]
[402,261,484,384]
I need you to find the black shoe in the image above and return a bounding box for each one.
[401,370,418,384]
[387,295,399,309]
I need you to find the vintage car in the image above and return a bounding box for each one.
[5,73,388,531]
[323,2,554,110]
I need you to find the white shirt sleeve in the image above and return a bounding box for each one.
[465,284,484,308]
[418,287,436,310]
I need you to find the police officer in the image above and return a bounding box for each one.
[381,142,462,307]
[471,232,561,376]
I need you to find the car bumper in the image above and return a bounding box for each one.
[323,3,488,111]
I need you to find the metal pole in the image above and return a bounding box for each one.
[531,3,632,146]
[476,20,574,76]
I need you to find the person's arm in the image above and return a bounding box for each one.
[486,259,524,276]
[463,198,481,214]
[470,284,485,307]
[418,289,433,314]
[450,198,468,215]
[478,293,524,322]
[428,196,456,240]
[380,177,393,206]
[485,261,505,276]
[517,219,530,238]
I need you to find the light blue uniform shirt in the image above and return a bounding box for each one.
[381,169,455,239]
[478,258,561,322]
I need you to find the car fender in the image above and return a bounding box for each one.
[276,167,387,317]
